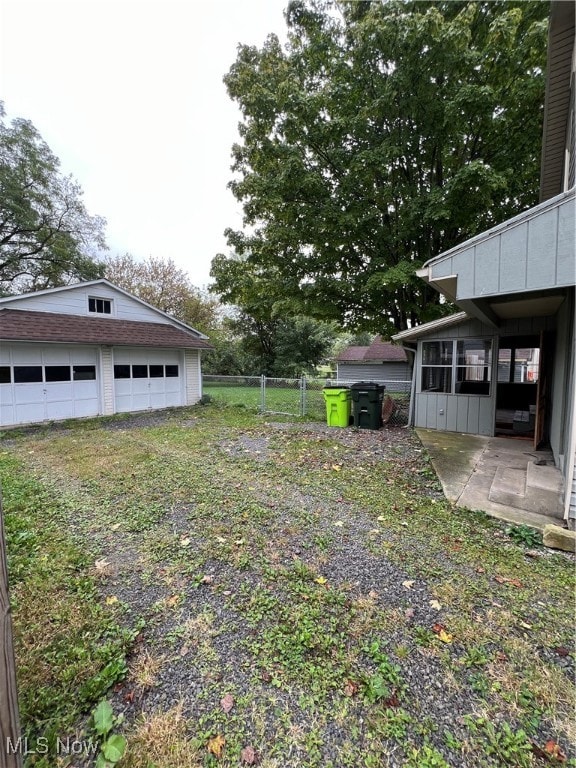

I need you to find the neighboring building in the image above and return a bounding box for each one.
[0,279,212,427]
[393,2,576,521]
[335,336,411,391]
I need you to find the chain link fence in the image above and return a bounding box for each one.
[203,375,412,427]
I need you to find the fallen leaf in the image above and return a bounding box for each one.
[368,590,379,600]
[475,566,485,573]
[106,596,118,605]
[429,600,442,610]
[111,522,121,531]
[518,620,532,630]
[544,739,566,762]
[180,645,189,657]
[377,515,386,522]
[123,689,135,703]
[315,576,328,585]
[438,629,453,644]
[220,693,234,713]
[402,580,415,590]
[216,536,226,543]
[241,745,258,765]
[494,575,523,587]
[201,575,214,585]
[405,607,415,620]
[554,646,571,657]
[207,734,225,758]
[331,464,342,471]
[180,537,191,548]
[334,521,344,527]
[343,679,359,697]
[166,594,180,607]
[432,623,446,634]
[495,651,508,662]
[234,538,245,546]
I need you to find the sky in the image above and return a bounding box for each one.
[0,0,289,290]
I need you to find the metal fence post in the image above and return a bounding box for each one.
[300,376,306,417]
[260,375,266,413]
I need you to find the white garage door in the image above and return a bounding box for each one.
[0,344,100,427]
[113,349,184,413]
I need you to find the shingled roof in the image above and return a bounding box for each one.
[0,309,213,350]
[336,337,407,363]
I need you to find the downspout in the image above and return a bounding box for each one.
[401,344,417,427]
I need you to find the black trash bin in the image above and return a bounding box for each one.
[350,382,386,430]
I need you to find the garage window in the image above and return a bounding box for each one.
[114,365,131,379]
[0,367,11,384]
[166,365,179,377]
[73,365,96,381]
[45,366,72,382]
[88,297,112,314]
[132,365,148,378]
[150,365,164,378]
[14,366,43,383]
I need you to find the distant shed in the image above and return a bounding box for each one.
[335,337,411,391]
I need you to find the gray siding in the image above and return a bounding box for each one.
[336,362,411,392]
[429,191,575,299]
[413,315,557,436]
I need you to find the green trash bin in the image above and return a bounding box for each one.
[350,382,385,429]
[323,387,351,427]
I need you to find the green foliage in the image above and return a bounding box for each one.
[506,524,542,548]
[221,1,548,331]
[211,253,337,376]
[405,744,450,768]
[0,102,106,293]
[464,717,533,766]
[104,252,220,334]
[91,700,127,768]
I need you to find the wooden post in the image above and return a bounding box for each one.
[0,488,23,768]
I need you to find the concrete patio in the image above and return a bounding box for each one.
[416,429,565,530]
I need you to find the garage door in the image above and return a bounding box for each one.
[113,349,183,413]
[0,344,100,426]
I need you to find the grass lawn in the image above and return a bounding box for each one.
[1,403,574,768]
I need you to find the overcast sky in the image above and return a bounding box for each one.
[1,0,288,290]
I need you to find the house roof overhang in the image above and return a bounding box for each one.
[417,188,575,327]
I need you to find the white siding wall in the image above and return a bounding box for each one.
[185,349,201,404]
[3,284,173,324]
[101,347,114,415]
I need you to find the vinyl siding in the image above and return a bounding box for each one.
[101,346,114,415]
[2,284,174,324]
[185,349,201,404]
[336,362,411,391]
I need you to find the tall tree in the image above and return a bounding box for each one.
[0,103,106,294]
[222,0,548,333]
[104,253,219,334]
[211,252,336,376]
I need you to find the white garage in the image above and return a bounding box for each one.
[113,348,184,413]
[1,343,100,426]
[0,280,212,427]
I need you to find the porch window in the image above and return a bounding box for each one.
[421,339,492,395]
[455,340,492,395]
[421,341,453,393]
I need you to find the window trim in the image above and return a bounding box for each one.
[420,338,493,396]
[88,296,113,315]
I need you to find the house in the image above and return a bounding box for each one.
[335,336,411,392]
[0,279,212,427]
[393,1,575,522]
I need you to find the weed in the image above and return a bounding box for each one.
[404,744,450,767]
[505,524,542,548]
[91,700,127,767]
[464,716,533,767]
